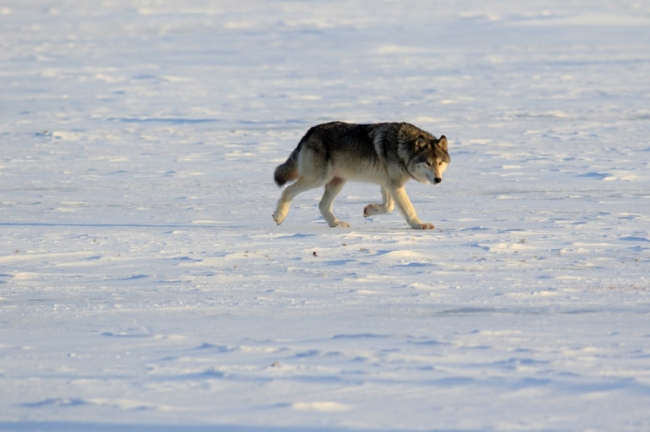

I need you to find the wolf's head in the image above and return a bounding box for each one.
[409,135,450,184]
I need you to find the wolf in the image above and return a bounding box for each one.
[272,122,450,230]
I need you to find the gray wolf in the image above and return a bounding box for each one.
[272,122,450,230]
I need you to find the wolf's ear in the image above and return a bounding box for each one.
[437,135,448,152]
[415,136,427,149]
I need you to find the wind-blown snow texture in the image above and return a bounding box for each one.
[2,1,650,431]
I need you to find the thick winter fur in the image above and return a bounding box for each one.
[273,122,450,230]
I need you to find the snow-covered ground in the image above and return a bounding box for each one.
[2,1,650,430]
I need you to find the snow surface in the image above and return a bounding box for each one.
[1,0,650,430]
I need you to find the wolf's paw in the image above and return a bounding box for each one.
[363,204,381,217]
[330,220,350,228]
[272,212,284,225]
[410,222,435,230]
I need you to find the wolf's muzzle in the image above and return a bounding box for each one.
[434,177,442,184]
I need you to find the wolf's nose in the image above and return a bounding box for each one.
[434,177,442,184]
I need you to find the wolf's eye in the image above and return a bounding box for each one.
[438,161,443,166]
[425,161,432,167]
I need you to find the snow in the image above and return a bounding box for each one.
[1,0,650,430]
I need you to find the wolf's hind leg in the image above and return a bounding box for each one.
[273,177,322,225]
[319,177,349,228]
[363,186,395,218]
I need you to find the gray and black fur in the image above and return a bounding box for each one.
[273,122,450,229]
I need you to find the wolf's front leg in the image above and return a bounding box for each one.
[363,186,395,218]
[390,186,435,230]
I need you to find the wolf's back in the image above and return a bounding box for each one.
[274,122,374,187]
[274,123,332,187]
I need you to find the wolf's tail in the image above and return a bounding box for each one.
[274,146,300,187]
